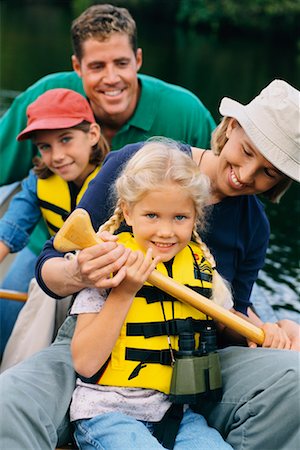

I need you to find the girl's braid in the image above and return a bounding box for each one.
[192,224,216,268]
[192,224,232,307]
[99,201,124,234]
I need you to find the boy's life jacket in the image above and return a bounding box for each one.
[96,232,215,394]
[37,166,100,235]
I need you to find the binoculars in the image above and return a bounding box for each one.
[169,326,222,405]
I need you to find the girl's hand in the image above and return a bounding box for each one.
[248,322,291,349]
[119,248,161,296]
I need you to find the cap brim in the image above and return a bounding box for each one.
[17,117,86,141]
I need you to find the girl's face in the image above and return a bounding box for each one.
[33,124,100,187]
[214,119,285,199]
[123,183,196,262]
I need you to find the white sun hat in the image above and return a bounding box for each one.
[219,79,300,182]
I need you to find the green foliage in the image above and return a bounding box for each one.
[176,0,300,33]
[67,0,300,35]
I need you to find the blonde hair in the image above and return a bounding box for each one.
[211,117,292,203]
[100,138,232,307]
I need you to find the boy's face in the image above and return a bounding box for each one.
[72,33,142,129]
[33,125,99,187]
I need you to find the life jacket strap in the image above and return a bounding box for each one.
[126,347,174,366]
[137,284,212,304]
[126,318,213,338]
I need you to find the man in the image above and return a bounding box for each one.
[0,3,216,355]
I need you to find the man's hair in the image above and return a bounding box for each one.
[71,4,137,60]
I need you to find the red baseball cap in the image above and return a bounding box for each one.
[17,88,96,141]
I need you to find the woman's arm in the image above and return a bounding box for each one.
[40,238,130,298]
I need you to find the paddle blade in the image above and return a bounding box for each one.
[54,208,101,252]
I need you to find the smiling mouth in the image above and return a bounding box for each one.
[152,242,175,248]
[54,162,73,170]
[102,89,124,97]
[229,169,245,189]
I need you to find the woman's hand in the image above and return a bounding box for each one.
[248,322,291,349]
[42,232,132,297]
[276,319,300,351]
[75,231,132,289]
[246,308,299,350]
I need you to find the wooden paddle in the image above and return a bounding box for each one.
[54,208,265,345]
[0,289,27,302]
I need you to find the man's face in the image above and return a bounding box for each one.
[72,33,142,128]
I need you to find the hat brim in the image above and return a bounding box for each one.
[17,117,87,141]
[219,97,300,182]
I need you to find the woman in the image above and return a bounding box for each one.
[1,79,299,450]
[38,79,299,347]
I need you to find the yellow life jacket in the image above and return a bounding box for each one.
[97,232,214,394]
[37,166,100,236]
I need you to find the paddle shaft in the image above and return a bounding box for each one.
[53,209,265,345]
[0,289,28,302]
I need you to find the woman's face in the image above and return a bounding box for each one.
[214,119,285,198]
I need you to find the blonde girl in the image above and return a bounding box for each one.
[70,140,233,450]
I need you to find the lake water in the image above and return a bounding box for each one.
[1,0,299,321]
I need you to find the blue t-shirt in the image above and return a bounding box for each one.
[36,143,270,314]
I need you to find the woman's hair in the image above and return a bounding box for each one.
[100,138,232,306]
[211,117,292,203]
[33,121,110,179]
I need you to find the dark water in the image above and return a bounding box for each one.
[1,1,299,321]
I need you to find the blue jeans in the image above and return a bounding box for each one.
[0,246,37,357]
[74,408,232,450]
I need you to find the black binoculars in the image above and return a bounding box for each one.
[169,326,222,405]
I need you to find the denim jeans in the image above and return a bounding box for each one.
[0,246,37,357]
[0,315,76,449]
[1,318,299,450]
[73,408,233,450]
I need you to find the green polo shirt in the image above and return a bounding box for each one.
[0,71,216,255]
